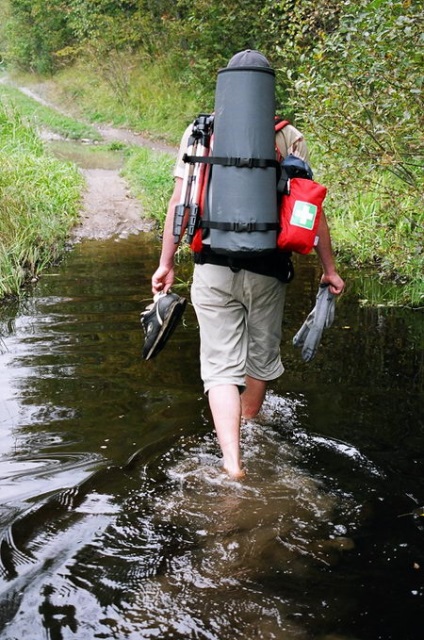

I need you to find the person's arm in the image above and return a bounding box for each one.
[314,211,345,295]
[151,177,184,295]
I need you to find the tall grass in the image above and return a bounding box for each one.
[322,172,424,307]
[14,56,204,146]
[0,100,84,299]
[0,81,101,141]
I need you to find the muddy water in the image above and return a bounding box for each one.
[0,140,424,639]
[0,232,423,640]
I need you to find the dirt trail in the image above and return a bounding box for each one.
[8,79,178,241]
[75,132,176,241]
[73,127,177,241]
[73,168,152,241]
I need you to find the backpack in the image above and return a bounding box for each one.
[173,115,327,257]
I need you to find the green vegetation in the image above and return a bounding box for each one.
[0,0,422,306]
[290,0,423,306]
[0,82,101,140]
[15,60,201,145]
[0,99,84,299]
[122,146,175,224]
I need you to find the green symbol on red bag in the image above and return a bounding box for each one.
[291,201,317,229]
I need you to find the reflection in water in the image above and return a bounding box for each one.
[39,585,78,640]
[0,234,423,639]
[46,139,124,171]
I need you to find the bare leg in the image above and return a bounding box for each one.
[241,375,267,419]
[208,384,245,479]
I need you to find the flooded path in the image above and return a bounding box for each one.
[0,107,423,639]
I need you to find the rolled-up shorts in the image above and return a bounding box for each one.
[191,263,287,394]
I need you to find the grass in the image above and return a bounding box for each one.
[0,100,84,299]
[10,55,204,146]
[0,80,101,141]
[307,136,423,307]
[323,173,424,307]
[122,146,175,225]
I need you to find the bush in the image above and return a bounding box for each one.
[290,0,423,193]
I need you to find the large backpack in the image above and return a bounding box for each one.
[173,67,326,257]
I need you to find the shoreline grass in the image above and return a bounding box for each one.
[121,146,175,226]
[0,98,84,299]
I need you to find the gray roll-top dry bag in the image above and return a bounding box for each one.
[206,65,279,257]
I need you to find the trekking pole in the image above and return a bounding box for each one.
[186,114,213,244]
[173,132,198,243]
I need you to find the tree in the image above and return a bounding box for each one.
[289,0,423,192]
[4,0,74,72]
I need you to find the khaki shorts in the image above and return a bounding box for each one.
[191,263,287,393]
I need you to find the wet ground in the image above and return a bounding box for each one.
[0,98,423,639]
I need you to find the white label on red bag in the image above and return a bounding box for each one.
[290,201,317,229]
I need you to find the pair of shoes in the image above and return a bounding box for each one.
[140,292,187,360]
[292,284,335,362]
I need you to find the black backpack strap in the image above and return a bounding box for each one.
[183,154,279,170]
[202,220,279,232]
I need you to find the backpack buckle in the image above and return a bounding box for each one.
[236,157,254,168]
[233,221,255,232]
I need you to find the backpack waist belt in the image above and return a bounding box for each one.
[193,247,294,283]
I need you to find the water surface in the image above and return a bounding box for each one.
[0,230,423,640]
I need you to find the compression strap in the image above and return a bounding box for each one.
[201,220,279,232]
[183,153,279,170]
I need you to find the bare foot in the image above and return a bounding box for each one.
[223,465,246,480]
